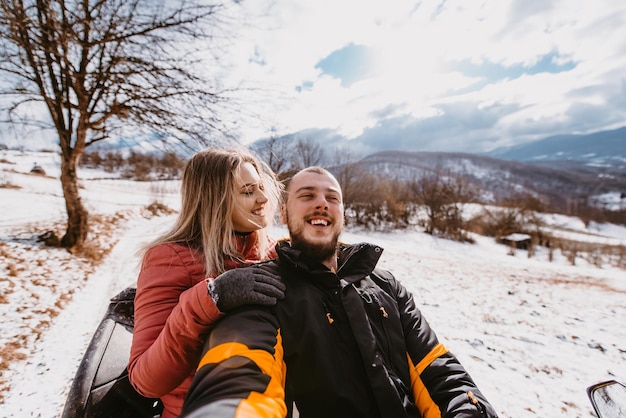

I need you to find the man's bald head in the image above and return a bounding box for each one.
[283,167,342,202]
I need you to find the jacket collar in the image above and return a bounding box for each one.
[276,240,384,284]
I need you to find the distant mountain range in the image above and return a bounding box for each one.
[311,126,624,214]
[337,126,625,213]
[349,150,625,211]
[3,124,624,212]
[5,123,623,171]
[483,126,626,169]
[250,126,624,211]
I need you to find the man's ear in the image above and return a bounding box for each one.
[280,204,287,224]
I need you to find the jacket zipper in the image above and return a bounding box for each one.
[322,302,334,324]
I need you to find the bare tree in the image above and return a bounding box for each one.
[253,134,291,176]
[0,0,241,247]
[411,173,476,241]
[292,137,325,170]
[336,162,367,208]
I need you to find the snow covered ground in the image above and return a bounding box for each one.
[1,150,625,417]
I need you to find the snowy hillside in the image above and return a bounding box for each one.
[1,150,625,418]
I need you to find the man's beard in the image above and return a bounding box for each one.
[287,214,341,263]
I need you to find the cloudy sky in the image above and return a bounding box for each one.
[1,0,624,155]
[221,0,626,154]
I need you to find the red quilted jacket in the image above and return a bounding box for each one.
[128,232,276,418]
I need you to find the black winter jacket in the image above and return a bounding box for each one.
[182,241,498,418]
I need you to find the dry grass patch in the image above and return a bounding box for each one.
[69,211,132,263]
[0,341,28,401]
[543,275,626,295]
[142,201,176,218]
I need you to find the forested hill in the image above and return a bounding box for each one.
[351,150,625,212]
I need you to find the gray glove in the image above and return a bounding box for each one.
[208,267,286,312]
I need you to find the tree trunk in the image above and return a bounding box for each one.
[60,150,89,248]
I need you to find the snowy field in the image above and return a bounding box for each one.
[1,149,625,417]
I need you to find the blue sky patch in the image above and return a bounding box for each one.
[455,51,577,82]
[295,80,315,92]
[315,43,377,87]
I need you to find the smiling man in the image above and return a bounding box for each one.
[281,167,344,269]
[181,167,498,418]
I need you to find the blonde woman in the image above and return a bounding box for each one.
[128,148,285,418]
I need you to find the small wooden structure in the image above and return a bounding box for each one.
[499,233,532,250]
[30,163,46,175]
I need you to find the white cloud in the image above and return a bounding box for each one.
[3,0,624,153]
[220,0,626,151]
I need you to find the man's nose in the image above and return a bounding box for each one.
[314,196,328,209]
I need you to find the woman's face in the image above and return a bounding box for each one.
[231,162,269,233]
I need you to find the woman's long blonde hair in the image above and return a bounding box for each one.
[148,147,281,275]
